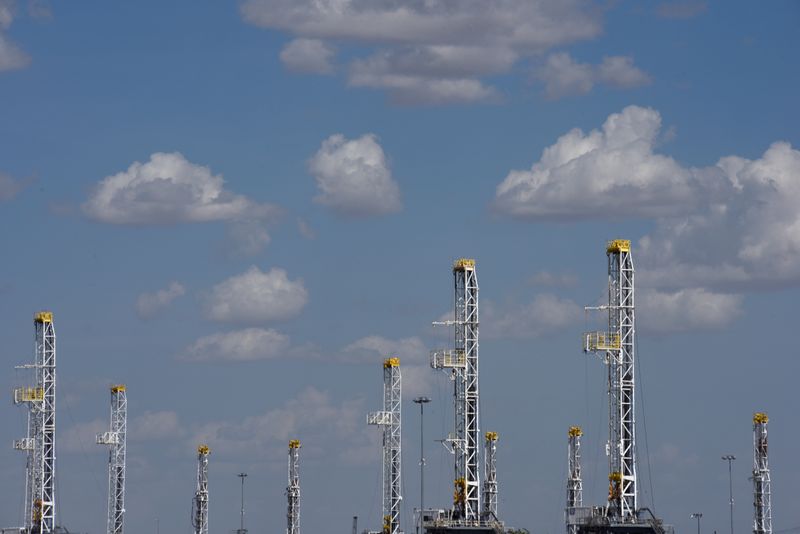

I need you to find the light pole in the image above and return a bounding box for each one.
[722,455,736,534]
[691,513,703,534]
[413,396,431,534]
[237,472,248,534]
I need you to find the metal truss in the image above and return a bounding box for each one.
[193,445,210,534]
[567,426,583,534]
[287,440,301,534]
[753,413,772,534]
[96,385,127,534]
[482,432,498,519]
[368,358,402,534]
[584,241,637,521]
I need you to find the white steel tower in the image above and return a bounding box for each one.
[13,369,43,532]
[287,439,301,534]
[96,385,128,534]
[567,426,583,534]
[431,258,481,522]
[584,240,637,520]
[482,432,498,520]
[368,357,402,534]
[193,445,210,534]
[752,413,772,534]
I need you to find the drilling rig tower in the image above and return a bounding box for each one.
[752,413,772,534]
[96,385,128,534]
[192,445,210,534]
[287,439,301,534]
[566,426,583,534]
[482,432,498,521]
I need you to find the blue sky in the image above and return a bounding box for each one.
[1,1,799,533]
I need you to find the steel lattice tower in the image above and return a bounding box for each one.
[482,432,498,520]
[566,426,583,534]
[96,385,127,534]
[13,359,43,532]
[431,258,481,522]
[368,357,402,534]
[752,413,772,534]
[193,445,210,534]
[287,440,301,534]
[584,241,637,520]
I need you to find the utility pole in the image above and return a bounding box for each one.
[691,513,702,534]
[722,455,736,534]
[237,472,248,534]
[413,396,431,534]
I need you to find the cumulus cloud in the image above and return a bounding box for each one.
[656,1,707,19]
[280,38,335,74]
[343,335,427,365]
[483,295,582,339]
[240,0,603,104]
[309,134,401,216]
[204,266,308,323]
[535,52,651,100]
[0,1,30,72]
[83,152,277,225]
[494,106,703,219]
[135,282,185,319]
[495,105,800,292]
[190,386,376,464]
[348,46,508,104]
[181,327,291,362]
[529,271,578,288]
[637,288,742,333]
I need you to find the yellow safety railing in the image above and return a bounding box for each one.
[14,387,44,403]
[606,239,631,254]
[583,331,621,352]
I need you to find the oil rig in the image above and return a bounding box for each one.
[3,241,781,534]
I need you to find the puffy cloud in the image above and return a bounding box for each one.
[241,0,603,104]
[638,288,742,333]
[280,38,335,74]
[309,134,401,216]
[135,282,186,319]
[83,152,277,225]
[204,266,308,323]
[494,106,703,219]
[495,105,800,290]
[190,386,375,464]
[482,294,582,339]
[0,1,30,72]
[181,327,291,362]
[535,52,651,99]
[348,46,509,104]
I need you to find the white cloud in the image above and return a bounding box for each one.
[204,266,308,323]
[483,295,582,339]
[190,386,376,464]
[135,282,186,319]
[240,0,603,104]
[638,288,742,333]
[181,327,291,362]
[83,152,277,225]
[130,411,183,440]
[61,419,107,454]
[348,46,508,104]
[495,105,800,290]
[535,52,650,99]
[280,38,335,74]
[494,105,702,219]
[309,134,401,216]
[656,1,707,19]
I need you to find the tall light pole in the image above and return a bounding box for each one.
[691,513,703,534]
[722,455,736,534]
[237,472,248,534]
[413,396,431,534]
